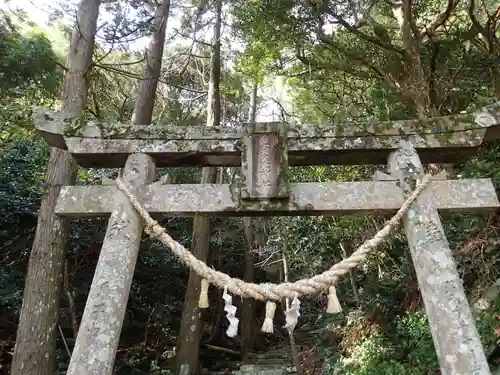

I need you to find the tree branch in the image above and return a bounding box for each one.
[392,0,419,55]
[406,0,421,44]
[294,52,373,81]
[422,0,461,38]
[308,33,400,91]
[328,12,407,57]
[468,0,490,48]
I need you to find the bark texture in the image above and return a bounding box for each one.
[10,1,101,374]
[176,167,218,374]
[391,0,439,118]
[176,1,222,372]
[241,217,257,360]
[132,0,170,125]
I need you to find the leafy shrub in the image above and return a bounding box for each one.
[323,312,439,375]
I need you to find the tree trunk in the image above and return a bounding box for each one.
[132,0,171,125]
[65,1,170,373]
[240,82,259,360]
[205,0,222,130]
[392,1,439,119]
[176,167,218,374]
[241,217,256,360]
[207,250,224,344]
[491,59,500,100]
[9,1,101,374]
[282,240,303,375]
[176,1,222,373]
[392,2,451,176]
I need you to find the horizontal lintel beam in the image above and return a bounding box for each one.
[64,137,481,168]
[55,179,499,217]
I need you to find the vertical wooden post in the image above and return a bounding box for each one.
[67,153,155,375]
[388,142,490,375]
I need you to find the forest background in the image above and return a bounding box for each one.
[0,0,500,374]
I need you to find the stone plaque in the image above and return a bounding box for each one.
[241,122,289,200]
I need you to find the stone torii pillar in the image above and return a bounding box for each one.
[67,153,155,375]
[388,142,490,375]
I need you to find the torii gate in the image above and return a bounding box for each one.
[33,102,500,375]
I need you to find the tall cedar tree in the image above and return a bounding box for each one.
[10,1,102,374]
[176,0,222,373]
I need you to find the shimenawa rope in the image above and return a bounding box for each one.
[115,174,431,302]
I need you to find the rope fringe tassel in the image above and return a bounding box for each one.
[199,278,209,308]
[326,285,342,313]
[261,301,277,333]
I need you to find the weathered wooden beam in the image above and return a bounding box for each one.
[32,101,500,167]
[54,179,499,217]
[387,142,491,375]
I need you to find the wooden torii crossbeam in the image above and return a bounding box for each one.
[33,102,500,375]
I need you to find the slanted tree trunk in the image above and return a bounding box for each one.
[10,1,102,374]
[176,0,222,373]
[240,82,258,360]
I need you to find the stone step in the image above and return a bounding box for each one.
[244,359,293,367]
[246,349,292,360]
[203,346,297,375]
[234,365,287,375]
[206,364,296,375]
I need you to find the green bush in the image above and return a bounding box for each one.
[323,312,439,375]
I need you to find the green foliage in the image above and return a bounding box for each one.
[329,334,405,375]
[0,138,49,351]
[89,50,142,120]
[0,138,49,234]
[460,141,500,187]
[322,312,437,375]
[0,15,63,143]
[0,23,61,94]
[393,313,438,372]
[0,16,62,330]
[322,306,500,375]
[232,0,309,82]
